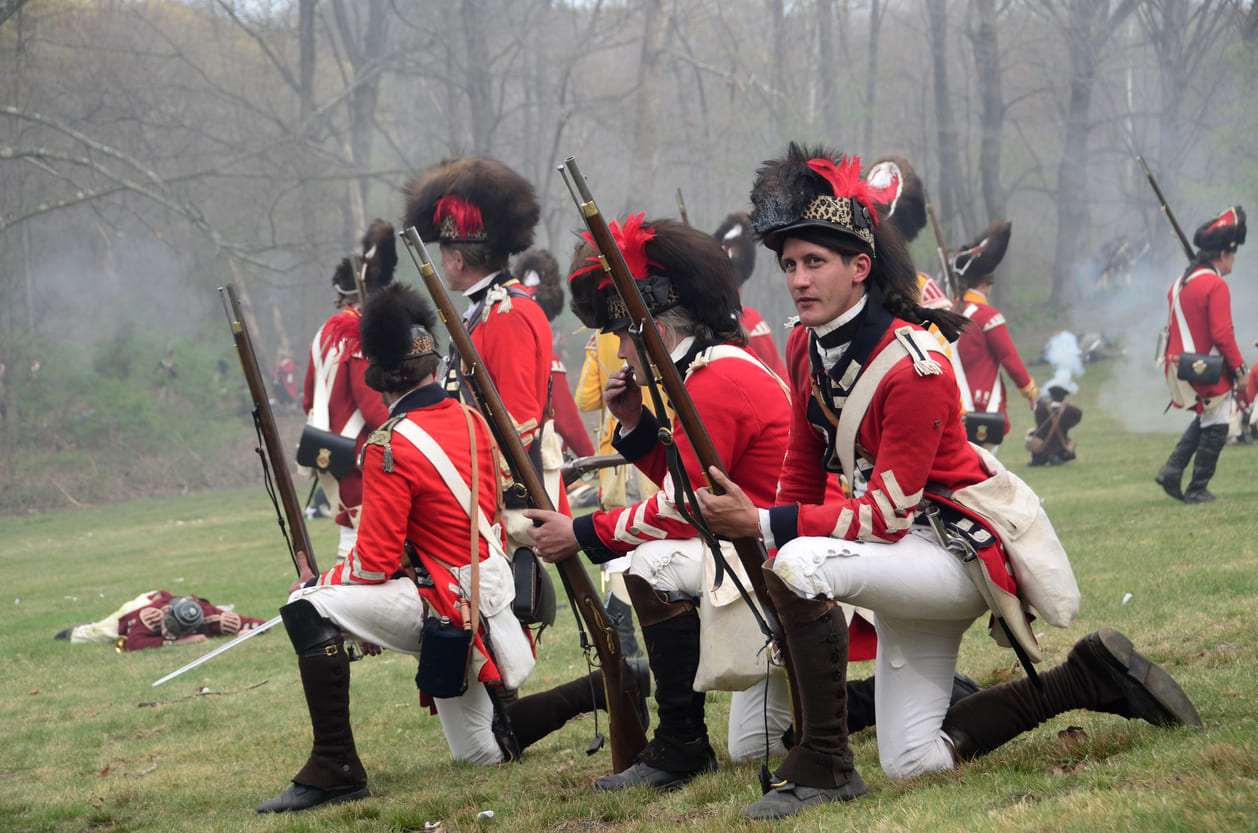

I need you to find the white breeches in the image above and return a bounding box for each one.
[628,538,792,761]
[770,527,988,780]
[289,578,503,766]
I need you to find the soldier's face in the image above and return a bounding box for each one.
[779,238,870,328]
[1218,250,1236,276]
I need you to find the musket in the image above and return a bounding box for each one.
[924,190,957,302]
[561,453,627,486]
[220,285,318,577]
[676,188,690,226]
[152,615,282,687]
[1137,156,1195,261]
[399,228,647,773]
[557,156,796,724]
[352,253,368,302]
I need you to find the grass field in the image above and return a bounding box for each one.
[2,359,1256,833]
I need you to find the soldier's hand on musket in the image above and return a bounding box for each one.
[522,508,581,562]
[695,466,762,540]
[604,365,643,432]
[289,549,319,595]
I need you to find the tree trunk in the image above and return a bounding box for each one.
[970,0,1006,304]
[862,0,884,151]
[928,0,968,237]
[461,0,495,155]
[626,0,666,211]
[1048,0,1138,309]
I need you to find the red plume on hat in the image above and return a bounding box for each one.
[862,156,927,243]
[566,216,740,340]
[951,219,1012,286]
[713,212,756,286]
[403,157,539,255]
[1192,206,1246,253]
[749,142,879,254]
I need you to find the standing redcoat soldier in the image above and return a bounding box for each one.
[404,157,570,556]
[950,220,1038,447]
[1156,206,1249,503]
[302,220,397,562]
[714,212,789,379]
[698,143,1200,820]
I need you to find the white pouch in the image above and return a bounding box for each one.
[693,541,781,693]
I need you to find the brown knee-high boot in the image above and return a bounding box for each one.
[943,628,1202,760]
[739,570,867,820]
[594,575,716,791]
[257,600,369,814]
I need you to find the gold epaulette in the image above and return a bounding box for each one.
[364,415,408,472]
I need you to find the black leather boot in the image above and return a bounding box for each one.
[506,658,650,750]
[739,571,866,820]
[1156,418,1201,501]
[594,589,716,792]
[1184,423,1228,503]
[257,600,369,814]
[942,628,1201,761]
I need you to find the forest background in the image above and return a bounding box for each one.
[2,0,1258,514]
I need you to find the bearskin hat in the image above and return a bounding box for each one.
[331,256,356,297]
[567,215,741,340]
[360,219,397,290]
[749,142,879,255]
[360,284,441,372]
[863,156,927,243]
[951,219,1012,286]
[403,157,539,255]
[1193,206,1246,254]
[517,248,563,320]
[713,212,757,286]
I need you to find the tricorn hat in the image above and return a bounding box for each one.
[360,284,441,371]
[951,220,1012,285]
[863,156,927,243]
[713,212,757,286]
[1193,206,1246,254]
[567,215,740,338]
[749,142,879,255]
[404,157,539,255]
[360,219,397,291]
[517,248,563,321]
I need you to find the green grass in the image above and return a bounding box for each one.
[1,362,1256,833]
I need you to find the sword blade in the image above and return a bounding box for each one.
[151,614,283,687]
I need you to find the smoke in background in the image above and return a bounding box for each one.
[1042,331,1083,394]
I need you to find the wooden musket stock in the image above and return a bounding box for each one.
[399,228,646,773]
[219,285,317,577]
[924,192,957,302]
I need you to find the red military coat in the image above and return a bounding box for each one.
[954,289,1034,432]
[572,342,789,562]
[740,305,789,381]
[302,308,391,526]
[322,383,512,686]
[462,277,570,514]
[1163,265,1244,411]
[771,318,1016,603]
